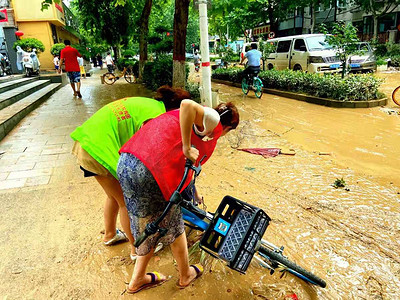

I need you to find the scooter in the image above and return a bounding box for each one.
[194,62,200,72]
[0,52,12,76]
[16,46,40,77]
[22,48,40,76]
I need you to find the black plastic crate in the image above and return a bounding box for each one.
[199,195,271,273]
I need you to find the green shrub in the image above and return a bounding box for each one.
[212,68,384,101]
[143,55,174,90]
[389,56,400,67]
[121,49,136,57]
[185,82,201,103]
[116,57,139,75]
[13,38,45,54]
[387,43,400,57]
[143,55,189,90]
[50,43,65,56]
[376,57,387,66]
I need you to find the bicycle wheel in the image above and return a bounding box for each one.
[242,78,249,95]
[254,77,263,99]
[258,246,326,288]
[124,67,136,84]
[103,72,116,85]
[392,86,400,107]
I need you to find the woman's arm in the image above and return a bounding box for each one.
[179,99,205,162]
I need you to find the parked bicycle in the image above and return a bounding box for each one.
[103,66,135,85]
[241,69,263,99]
[392,86,400,107]
[135,157,327,288]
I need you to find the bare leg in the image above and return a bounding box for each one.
[170,232,197,286]
[128,249,167,291]
[95,175,135,254]
[70,82,77,95]
[77,81,81,92]
[103,195,119,240]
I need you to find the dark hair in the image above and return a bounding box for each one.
[64,40,71,46]
[154,85,190,110]
[107,52,110,55]
[214,102,239,129]
[251,43,257,50]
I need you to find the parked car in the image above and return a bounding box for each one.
[347,42,377,73]
[241,34,342,73]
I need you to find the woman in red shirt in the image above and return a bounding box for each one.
[118,100,239,293]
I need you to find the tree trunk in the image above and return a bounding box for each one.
[373,15,378,40]
[139,0,153,80]
[172,0,190,88]
[310,4,315,34]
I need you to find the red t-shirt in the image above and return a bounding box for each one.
[60,46,81,72]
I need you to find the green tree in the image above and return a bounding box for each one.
[50,43,65,56]
[321,22,360,78]
[258,38,277,70]
[353,0,400,39]
[13,38,45,54]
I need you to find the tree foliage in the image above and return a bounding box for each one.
[13,38,45,54]
[321,22,360,78]
[50,43,65,56]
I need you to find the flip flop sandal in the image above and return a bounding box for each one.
[154,242,163,254]
[104,229,128,246]
[176,264,204,289]
[126,272,168,294]
[130,253,137,261]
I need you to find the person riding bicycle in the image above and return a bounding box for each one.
[240,43,262,81]
[193,50,200,71]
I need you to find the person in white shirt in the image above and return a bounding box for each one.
[105,52,114,73]
[53,55,61,74]
[77,56,86,79]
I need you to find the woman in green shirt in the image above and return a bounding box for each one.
[70,86,190,259]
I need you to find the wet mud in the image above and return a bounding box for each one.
[0,69,399,299]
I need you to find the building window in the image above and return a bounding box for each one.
[363,16,373,34]
[378,13,396,33]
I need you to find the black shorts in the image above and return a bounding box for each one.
[80,166,97,177]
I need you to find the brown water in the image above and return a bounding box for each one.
[1,69,399,299]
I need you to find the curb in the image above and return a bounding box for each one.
[211,78,387,108]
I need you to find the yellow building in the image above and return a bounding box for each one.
[11,0,80,70]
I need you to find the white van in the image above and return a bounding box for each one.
[241,34,341,73]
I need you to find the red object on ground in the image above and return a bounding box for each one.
[237,148,281,158]
[15,30,24,37]
[60,46,81,72]
[285,294,299,300]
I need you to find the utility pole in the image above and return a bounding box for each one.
[198,0,212,107]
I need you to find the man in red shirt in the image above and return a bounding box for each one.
[60,40,83,98]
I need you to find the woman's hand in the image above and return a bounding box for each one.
[183,145,199,163]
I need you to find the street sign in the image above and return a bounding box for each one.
[268,31,275,39]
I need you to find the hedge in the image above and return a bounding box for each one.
[142,55,189,91]
[212,68,384,101]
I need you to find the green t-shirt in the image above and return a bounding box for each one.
[70,97,166,178]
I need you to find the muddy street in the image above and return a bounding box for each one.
[0,70,399,299]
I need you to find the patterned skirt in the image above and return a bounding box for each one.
[117,152,184,256]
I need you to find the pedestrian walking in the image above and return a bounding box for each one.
[60,40,82,98]
[53,55,61,74]
[92,56,97,67]
[105,52,114,73]
[96,54,103,70]
[70,86,191,260]
[117,100,239,294]
[77,56,86,79]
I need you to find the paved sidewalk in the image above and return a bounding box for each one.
[0,69,152,191]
